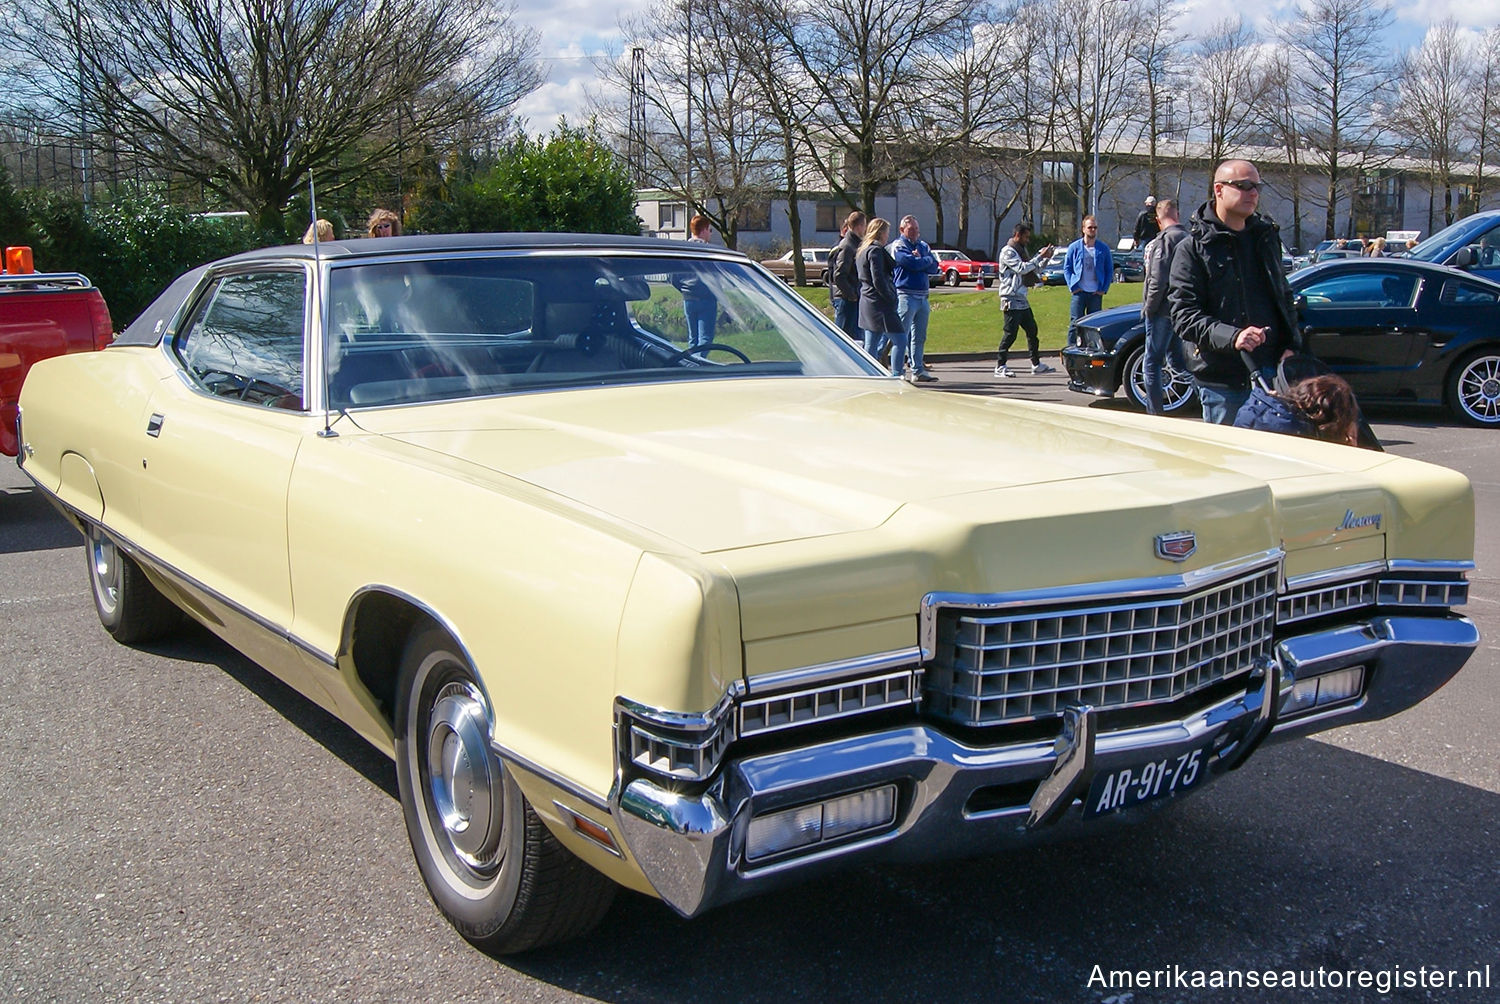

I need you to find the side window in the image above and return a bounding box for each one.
[1439,279,1500,306]
[1300,270,1417,308]
[175,271,306,409]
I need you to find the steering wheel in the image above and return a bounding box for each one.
[664,341,751,365]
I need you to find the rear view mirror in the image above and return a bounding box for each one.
[1452,246,1478,269]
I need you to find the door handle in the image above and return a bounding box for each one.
[146,413,164,437]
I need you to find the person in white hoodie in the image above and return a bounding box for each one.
[993,223,1054,377]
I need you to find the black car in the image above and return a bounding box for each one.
[1113,247,1145,283]
[1061,258,1500,426]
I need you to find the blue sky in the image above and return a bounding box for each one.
[510,1,1500,134]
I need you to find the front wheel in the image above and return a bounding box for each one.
[945,269,961,286]
[86,527,180,643]
[395,625,616,953]
[1446,349,1500,426]
[1124,344,1196,413]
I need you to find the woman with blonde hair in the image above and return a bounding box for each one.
[302,219,334,244]
[366,208,401,238]
[855,218,906,375]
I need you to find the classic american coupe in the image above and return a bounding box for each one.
[17,234,1479,953]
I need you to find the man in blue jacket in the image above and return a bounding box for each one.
[890,215,942,381]
[1063,215,1113,344]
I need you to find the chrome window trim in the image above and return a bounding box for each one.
[919,548,1283,658]
[159,260,319,414]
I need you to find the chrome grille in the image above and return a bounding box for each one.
[1379,576,1468,608]
[739,669,919,738]
[1278,578,1377,624]
[925,564,1278,727]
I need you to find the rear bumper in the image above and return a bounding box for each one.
[614,613,1477,917]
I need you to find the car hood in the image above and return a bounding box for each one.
[1079,303,1145,335]
[347,378,1391,557]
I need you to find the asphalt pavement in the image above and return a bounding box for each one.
[2,374,1496,1003]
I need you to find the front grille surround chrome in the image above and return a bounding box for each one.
[921,552,1281,728]
[1278,559,1472,626]
[739,669,920,738]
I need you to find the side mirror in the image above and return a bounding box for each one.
[1452,246,1478,269]
[1294,294,1308,314]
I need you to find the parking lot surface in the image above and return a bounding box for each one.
[2,372,1495,1002]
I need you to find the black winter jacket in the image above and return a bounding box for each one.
[1168,202,1302,388]
[856,244,903,334]
[829,230,861,302]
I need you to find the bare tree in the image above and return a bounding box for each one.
[11,0,541,229]
[1278,0,1394,238]
[904,8,1015,249]
[595,0,780,249]
[1471,27,1500,214]
[1194,18,1268,168]
[1260,49,1309,250]
[1128,0,1187,200]
[765,0,972,215]
[1393,20,1473,231]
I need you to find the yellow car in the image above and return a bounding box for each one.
[17,234,1478,952]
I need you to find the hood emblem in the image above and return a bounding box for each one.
[1155,531,1197,562]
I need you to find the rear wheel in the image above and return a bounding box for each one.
[394,624,616,953]
[1124,344,1196,413]
[1446,349,1500,426]
[86,527,180,643]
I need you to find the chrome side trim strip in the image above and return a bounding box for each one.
[1385,559,1476,574]
[919,548,1283,658]
[737,646,923,696]
[1283,560,1387,592]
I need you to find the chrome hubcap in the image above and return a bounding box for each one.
[1459,357,1500,422]
[425,681,504,871]
[90,533,120,614]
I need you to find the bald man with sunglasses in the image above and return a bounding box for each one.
[1168,160,1303,424]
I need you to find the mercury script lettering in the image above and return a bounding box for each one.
[1336,509,1381,531]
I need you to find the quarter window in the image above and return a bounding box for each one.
[175,271,306,409]
[1439,279,1500,306]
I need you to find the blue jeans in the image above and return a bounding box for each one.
[1143,313,1185,415]
[1068,290,1103,344]
[683,297,717,348]
[833,298,860,342]
[897,293,931,373]
[1196,382,1251,425]
[870,329,908,375]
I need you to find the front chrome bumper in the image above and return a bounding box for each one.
[613,613,1478,917]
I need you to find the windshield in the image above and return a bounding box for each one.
[324,253,878,409]
[1406,216,1490,263]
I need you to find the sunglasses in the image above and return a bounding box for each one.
[1217,179,1264,193]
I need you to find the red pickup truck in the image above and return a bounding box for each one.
[1,247,114,456]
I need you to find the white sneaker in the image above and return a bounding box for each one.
[996,365,1016,378]
[1031,361,1054,374]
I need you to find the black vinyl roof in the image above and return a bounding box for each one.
[115,233,751,347]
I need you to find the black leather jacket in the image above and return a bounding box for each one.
[829,230,861,302]
[1168,202,1301,387]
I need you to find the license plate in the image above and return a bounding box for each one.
[1084,740,1212,818]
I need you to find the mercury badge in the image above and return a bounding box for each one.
[1155,531,1197,562]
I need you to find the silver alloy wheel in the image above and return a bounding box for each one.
[89,531,122,618]
[1126,345,1195,412]
[1454,353,1500,424]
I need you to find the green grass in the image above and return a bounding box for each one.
[796,283,1144,354]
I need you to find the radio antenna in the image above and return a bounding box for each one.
[308,176,338,438]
